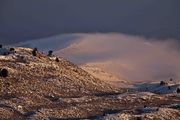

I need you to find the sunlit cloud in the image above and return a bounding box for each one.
[57,33,180,82]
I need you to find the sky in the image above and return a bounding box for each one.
[0,0,180,44]
[1,1,180,82]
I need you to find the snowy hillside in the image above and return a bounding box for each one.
[0,46,180,119]
[135,81,180,94]
[81,63,130,88]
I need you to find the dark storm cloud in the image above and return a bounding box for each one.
[0,0,180,44]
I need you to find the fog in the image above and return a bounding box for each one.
[56,33,180,82]
[16,33,180,82]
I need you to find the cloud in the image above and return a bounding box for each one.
[56,33,180,82]
[15,33,84,51]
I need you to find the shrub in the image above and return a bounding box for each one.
[32,48,38,56]
[9,48,15,51]
[177,88,180,93]
[9,48,16,54]
[160,81,166,86]
[136,117,142,120]
[55,57,59,62]
[0,68,8,78]
[48,50,53,56]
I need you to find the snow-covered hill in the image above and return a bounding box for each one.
[0,46,180,119]
[135,81,180,94]
[81,63,130,88]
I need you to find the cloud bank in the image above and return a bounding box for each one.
[56,33,180,82]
